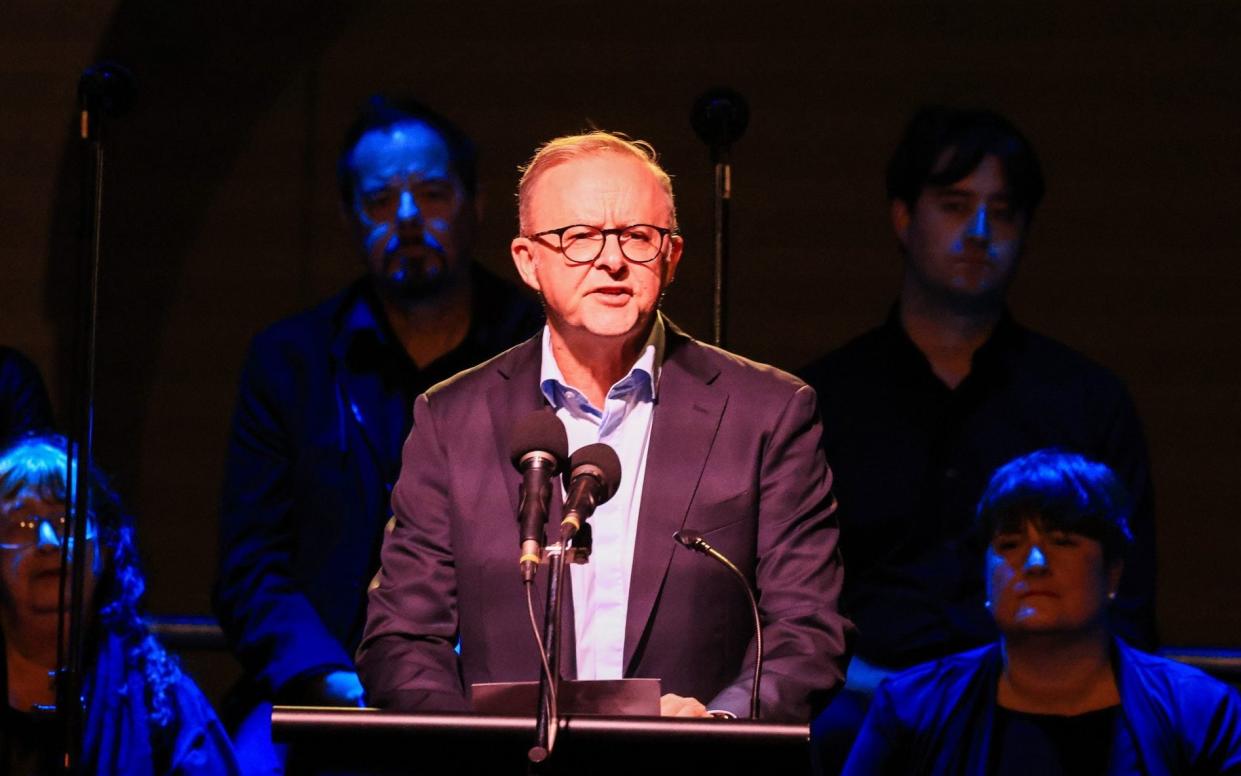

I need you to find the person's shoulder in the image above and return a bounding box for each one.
[1120,642,1241,703]
[469,264,545,347]
[797,322,891,389]
[249,283,358,352]
[423,331,541,404]
[877,644,999,713]
[667,326,807,400]
[0,346,41,378]
[1012,324,1130,392]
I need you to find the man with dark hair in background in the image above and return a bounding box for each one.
[800,106,1156,772]
[214,96,541,770]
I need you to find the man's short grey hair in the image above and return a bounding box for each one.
[516,130,677,234]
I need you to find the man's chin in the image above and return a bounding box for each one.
[374,271,455,307]
[579,311,653,343]
[938,282,1008,315]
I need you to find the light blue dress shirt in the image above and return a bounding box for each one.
[539,317,664,680]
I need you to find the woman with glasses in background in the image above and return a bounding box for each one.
[0,434,237,774]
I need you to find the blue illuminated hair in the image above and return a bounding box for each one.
[977,449,1134,563]
[0,434,181,727]
[886,105,1045,218]
[336,94,478,207]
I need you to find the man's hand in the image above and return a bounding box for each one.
[842,656,894,697]
[660,693,709,717]
[288,670,367,707]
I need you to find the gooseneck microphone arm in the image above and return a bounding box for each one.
[674,529,763,720]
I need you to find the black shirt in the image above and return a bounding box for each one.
[0,704,60,775]
[991,704,1119,775]
[799,308,1156,668]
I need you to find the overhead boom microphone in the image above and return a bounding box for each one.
[674,529,764,720]
[560,443,621,542]
[509,410,569,582]
[690,87,750,160]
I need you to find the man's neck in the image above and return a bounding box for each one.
[380,277,473,370]
[548,321,651,409]
[998,626,1119,715]
[898,282,1003,389]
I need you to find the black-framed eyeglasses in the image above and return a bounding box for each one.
[526,224,674,264]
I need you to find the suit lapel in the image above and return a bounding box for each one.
[487,336,547,517]
[485,335,579,678]
[624,331,726,671]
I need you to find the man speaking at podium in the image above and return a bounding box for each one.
[357,131,851,722]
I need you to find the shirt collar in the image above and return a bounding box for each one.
[330,282,395,362]
[883,302,1023,386]
[539,315,665,412]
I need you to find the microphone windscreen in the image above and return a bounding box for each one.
[509,410,569,468]
[568,443,622,503]
[690,88,750,147]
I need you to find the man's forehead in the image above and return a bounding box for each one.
[528,152,669,214]
[349,120,454,181]
[927,151,1010,194]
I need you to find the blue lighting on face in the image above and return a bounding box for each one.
[348,120,469,301]
[950,202,1010,260]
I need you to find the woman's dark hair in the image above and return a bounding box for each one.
[336,94,478,208]
[977,448,1134,563]
[886,105,1045,218]
[0,434,181,726]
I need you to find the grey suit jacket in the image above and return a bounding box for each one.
[357,321,852,721]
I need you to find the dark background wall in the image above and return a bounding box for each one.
[2,1,1239,692]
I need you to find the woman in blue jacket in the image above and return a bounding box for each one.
[844,449,1241,775]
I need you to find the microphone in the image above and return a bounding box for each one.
[509,410,569,583]
[690,88,750,161]
[560,443,621,543]
[674,529,763,720]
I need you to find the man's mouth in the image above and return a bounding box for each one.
[386,243,445,280]
[592,285,631,295]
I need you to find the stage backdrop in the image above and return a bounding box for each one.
[2,1,1239,697]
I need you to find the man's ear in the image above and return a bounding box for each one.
[890,199,912,249]
[1107,559,1124,600]
[511,237,541,293]
[663,234,684,285]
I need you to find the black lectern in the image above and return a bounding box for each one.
[273,707,811,775]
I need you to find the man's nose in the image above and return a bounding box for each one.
[965,205,992,243]
[594,232,627,271]
[1023,544,1047,572]
[396,190,421,224]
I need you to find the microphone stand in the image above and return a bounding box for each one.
[59,62,134,774]
[691,89,749,349]
[528,539,567,767]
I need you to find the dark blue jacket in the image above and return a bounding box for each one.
[213,268,541,698]
[844,640,1241,775]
